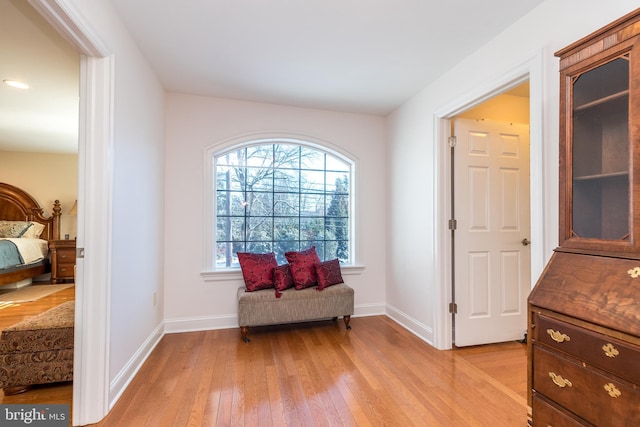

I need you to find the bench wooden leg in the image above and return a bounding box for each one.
[343,315,352,330]
[3,385,30,396]
[240,326,250,343]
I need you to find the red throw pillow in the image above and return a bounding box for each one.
[237,252,278,291]
[273,264,294,298]
[284,246,321,289]
[316,258,344,290]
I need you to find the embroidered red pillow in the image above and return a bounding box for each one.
[316,258,344,290]
[273,264,294,298]
[237,252,278,291]
[284,246,321,289]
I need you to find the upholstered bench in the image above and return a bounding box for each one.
[237,283,354,342]
[0,301,74,395]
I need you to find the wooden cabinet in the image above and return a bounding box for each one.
[49,239,76,283]
[528,8,640,426]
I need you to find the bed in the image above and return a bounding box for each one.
[0,182,61,287]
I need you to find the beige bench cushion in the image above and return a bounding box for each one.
[238,283,354,327]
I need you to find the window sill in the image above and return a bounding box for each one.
[201,264,365,283]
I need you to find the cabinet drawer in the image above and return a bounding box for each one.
[534,313,640,384]
[532,392,592,426]
[56,249,75,262]
[533,345,640,426]
[57,263,74,278]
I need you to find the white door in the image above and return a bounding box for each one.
[453,118,530,347]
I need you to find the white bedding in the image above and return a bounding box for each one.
[0,238,48,265]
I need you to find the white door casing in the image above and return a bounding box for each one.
[453,118,530,347]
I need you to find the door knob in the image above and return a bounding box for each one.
[521,238,531,246]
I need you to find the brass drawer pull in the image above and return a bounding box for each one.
[547,329,571,343]
[602,343,619,358]
[549,372,572,388]
[628,267,640,278]
[604,383,621,398]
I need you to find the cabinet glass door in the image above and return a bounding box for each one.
[571,54,630,241]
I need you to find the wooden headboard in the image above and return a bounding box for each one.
[0,182,61,241]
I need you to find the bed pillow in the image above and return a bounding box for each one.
[237,252,278,292]
[0,220,32,238]
[316,258,344,290]
[273,264,294,298]
[284,246,321,290]
[21,222,45,238]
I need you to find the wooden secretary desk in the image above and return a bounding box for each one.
[528,8,640,426]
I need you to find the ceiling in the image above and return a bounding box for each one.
[1,0,543,154]
[0,0,79,154]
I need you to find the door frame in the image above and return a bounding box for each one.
[433,53,545,350]
[29,0,113,424]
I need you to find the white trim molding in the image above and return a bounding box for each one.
[29,1,115,425]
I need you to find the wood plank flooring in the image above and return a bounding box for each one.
[96,318,528,427]
[0,287,529,426]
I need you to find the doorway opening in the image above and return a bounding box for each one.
[434,60,545,350]
[450,83,530,347]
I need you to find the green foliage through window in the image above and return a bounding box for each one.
[214,142,351,267]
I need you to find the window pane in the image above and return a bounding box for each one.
[216,166,244,191]
[326,194,348,217]
[247,216,273,241]
[246,166,273,191]
[274,217,299,240]
[300,193,325,216]
[273,144,300,169]
[274,169,299,192]
[326,173,349,193]
[326,155,349,172]
[301,218,324,240]
[301,170,325,192]
[217,191,247,216]
[300,146,324,169]
[230,217,246,241]
[246,192,273,216]
[246,145,274,168]
[217,151,243,167]
[274,193,298,216]
[216,242,238,268]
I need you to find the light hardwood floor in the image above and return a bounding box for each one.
[1,287,529,426]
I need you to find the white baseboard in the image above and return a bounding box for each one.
[163,302,387,334]
[385,303,434,346]
[108,322,165,408]
[164,313,237,334]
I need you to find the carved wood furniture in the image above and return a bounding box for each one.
[0,182,61,286]
[528,8,640,426]
[49,239,76,283]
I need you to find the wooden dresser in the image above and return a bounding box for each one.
[528,8,640,426]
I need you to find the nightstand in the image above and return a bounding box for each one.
[49,239,76,283]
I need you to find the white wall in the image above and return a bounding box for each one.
[67,0,166,408]
[386,0,638,348]
[164,94,387,330]
[0,151,78,237]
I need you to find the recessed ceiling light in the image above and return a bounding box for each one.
[3,80,30,90]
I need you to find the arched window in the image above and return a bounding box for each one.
[213,140,353,268]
